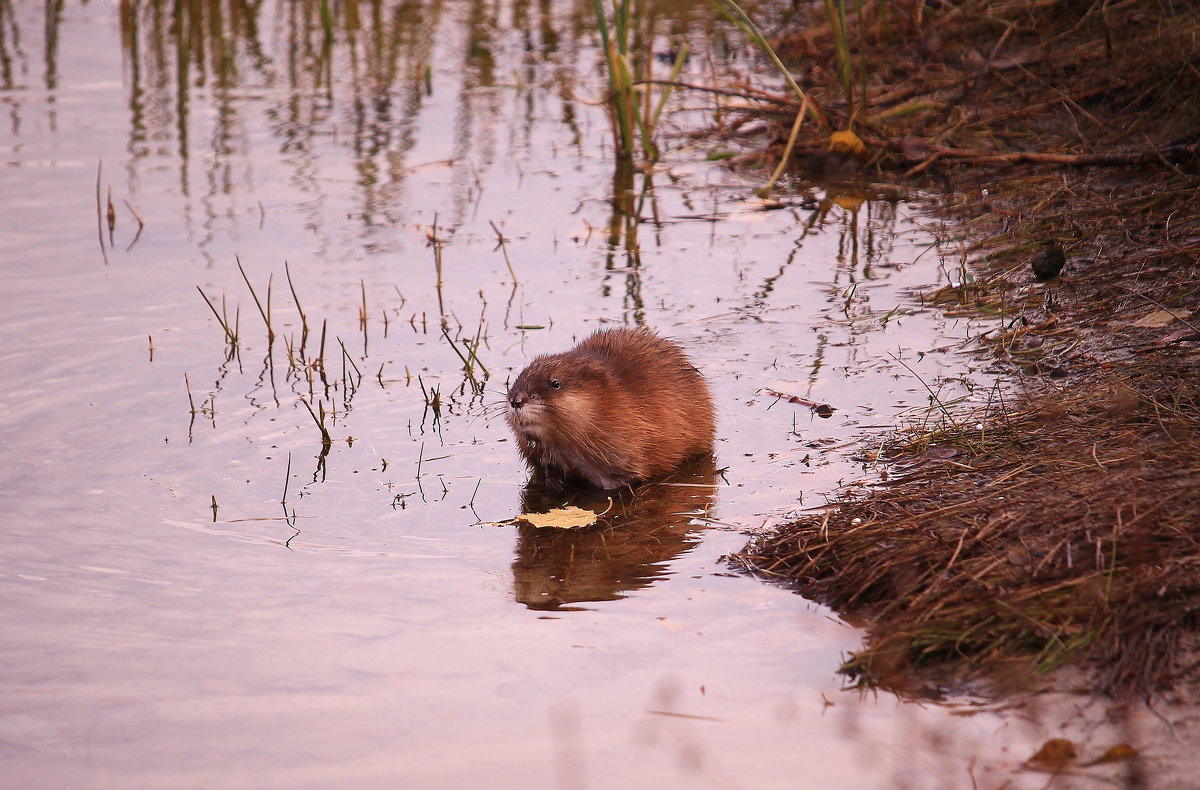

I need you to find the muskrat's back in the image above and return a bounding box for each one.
[505,327,715,490]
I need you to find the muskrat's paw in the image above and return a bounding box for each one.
[592,474,634,492]
[541,467,566,492]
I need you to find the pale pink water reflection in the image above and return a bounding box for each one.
[0,2,1075,788]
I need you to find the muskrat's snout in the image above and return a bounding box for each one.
[504,377,543,428]
[506,380,532,412]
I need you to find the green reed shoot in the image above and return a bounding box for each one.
[317,0,334,41]
[593,0,635,160]
[592,1,693,166]
[647,42,689,138]
[441,327,488,389]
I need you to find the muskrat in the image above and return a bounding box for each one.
[505,327,715,491]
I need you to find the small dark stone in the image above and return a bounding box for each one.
[1031,243,1066,281]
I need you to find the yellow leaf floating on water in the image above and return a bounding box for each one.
[1027,738,1077,768]
[516,506,600,530]
[832,193,865,212]
[1082,743,1139,766]
[828,128,867,158]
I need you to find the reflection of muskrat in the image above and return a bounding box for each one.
[505,327,715,491]
[512,454,719,610]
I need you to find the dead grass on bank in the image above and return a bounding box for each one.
[732,164,1200,699]
[711,1,1200,176]
[724,1,1200,700]
[735,362,1200,698]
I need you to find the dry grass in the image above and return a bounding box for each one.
[728,1,1200,700]
[736,365,1200,697]
[711,1,1200,177]
[734,164,1200,699]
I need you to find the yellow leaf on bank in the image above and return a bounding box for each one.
[1027,738,1077,767]
[516,506,600,530]
[828,128,867,158]
[1131,308,1189,328]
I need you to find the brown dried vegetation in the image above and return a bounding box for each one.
[731,1,1200,698]
[716,1,1199,176]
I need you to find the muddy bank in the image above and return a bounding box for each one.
[727,1,1200,699]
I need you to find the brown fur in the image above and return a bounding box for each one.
[505,327,715,490]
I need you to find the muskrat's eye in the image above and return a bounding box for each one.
[549,378,561,389]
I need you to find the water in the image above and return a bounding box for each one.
[0,2,1068,787]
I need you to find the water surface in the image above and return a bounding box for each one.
[1,2,1062,787]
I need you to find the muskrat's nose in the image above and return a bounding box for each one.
[509,395,524,409]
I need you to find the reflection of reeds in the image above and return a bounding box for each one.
[488,219,518,285]
[427,214,445,317]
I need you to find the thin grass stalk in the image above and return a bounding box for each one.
[648,42,689,133]
[235,256,274,343]
[197,286,239,345]
[337,337,363,380]
[823,0,855,119]
[281,452,292,508]
[299,396,332,446]
[488,220,519,285]
[707,0,824,130]
[757,95,809,198]
[284,261,309,355]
